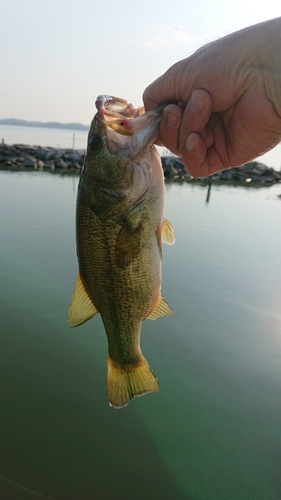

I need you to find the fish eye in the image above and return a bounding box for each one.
[88,134,102,152]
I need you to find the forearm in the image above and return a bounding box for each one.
[206,18,281,116]
[252,18,281,118]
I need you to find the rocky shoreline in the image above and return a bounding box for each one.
[0,143,280,185]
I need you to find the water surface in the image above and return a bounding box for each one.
[1,170,281,500]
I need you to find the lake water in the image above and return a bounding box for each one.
[1,165,281,500]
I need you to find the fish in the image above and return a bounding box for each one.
[68,95,175,408]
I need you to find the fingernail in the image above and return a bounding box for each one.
[186,136,195,152]
[163,109,179,128]
[190,93,205,113]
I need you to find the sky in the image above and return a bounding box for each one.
[1,0,281,125]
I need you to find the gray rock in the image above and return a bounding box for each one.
[219,171,233,181]
[54,159,68,168]
[23,158,37,168]
[260,177,274,184]
[16,156,25,164]
[7,156,18,164]
[0,143,280,185]
[251,168,263,175]
[53,150,66,159]
[253,162,267,172]
[45,150,56,160]
[64,152,81,161]
[271,171,281,180]
[71,162,82,170]
[35,150,48,160]
[211,173,221,181]
[44,160,55,170]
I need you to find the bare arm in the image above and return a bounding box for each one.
[143,18,281,177]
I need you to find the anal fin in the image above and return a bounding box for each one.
[68,272,99,327]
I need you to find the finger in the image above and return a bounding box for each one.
[185,142,225,177]
[143,61,184,111]
[157,104,182,153]
[178,89,212,152]
[181,132,210,177]
[178,89,214,177]
[143,75,170,111]
[182,115,228,177]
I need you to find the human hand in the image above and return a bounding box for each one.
[143,19,281,177]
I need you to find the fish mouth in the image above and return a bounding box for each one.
[95,95,139,118]
[94,95,145,137]
[93,95,165,158]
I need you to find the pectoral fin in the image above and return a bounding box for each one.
[147,294,174,320]
[162,218,175,245]
[115,211,142,270]
[68,272,99,327]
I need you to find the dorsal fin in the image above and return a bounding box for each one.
[162,218,175,245]
[147,294,174,320]
[68,272,99,327]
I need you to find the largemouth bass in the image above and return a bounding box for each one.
[68,95,175,408]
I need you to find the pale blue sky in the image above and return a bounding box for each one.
[1,0,281,125]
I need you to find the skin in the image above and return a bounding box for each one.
[70,100,175,407]
[143,18,281,177]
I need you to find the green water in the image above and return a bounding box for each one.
[1,169,281,500]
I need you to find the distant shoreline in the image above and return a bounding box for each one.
[0,118,88,131]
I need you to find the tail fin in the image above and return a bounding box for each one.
[107,355,159,409]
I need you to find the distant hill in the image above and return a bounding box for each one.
[0,118,88,131]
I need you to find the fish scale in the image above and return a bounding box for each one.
[68,95,175,408]
[78,198,159,362]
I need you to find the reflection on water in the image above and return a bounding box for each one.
[205,182,212,204]
[1,169,281,500]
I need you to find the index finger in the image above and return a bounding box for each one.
[143,65,183,111]
[143,76,167,111]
